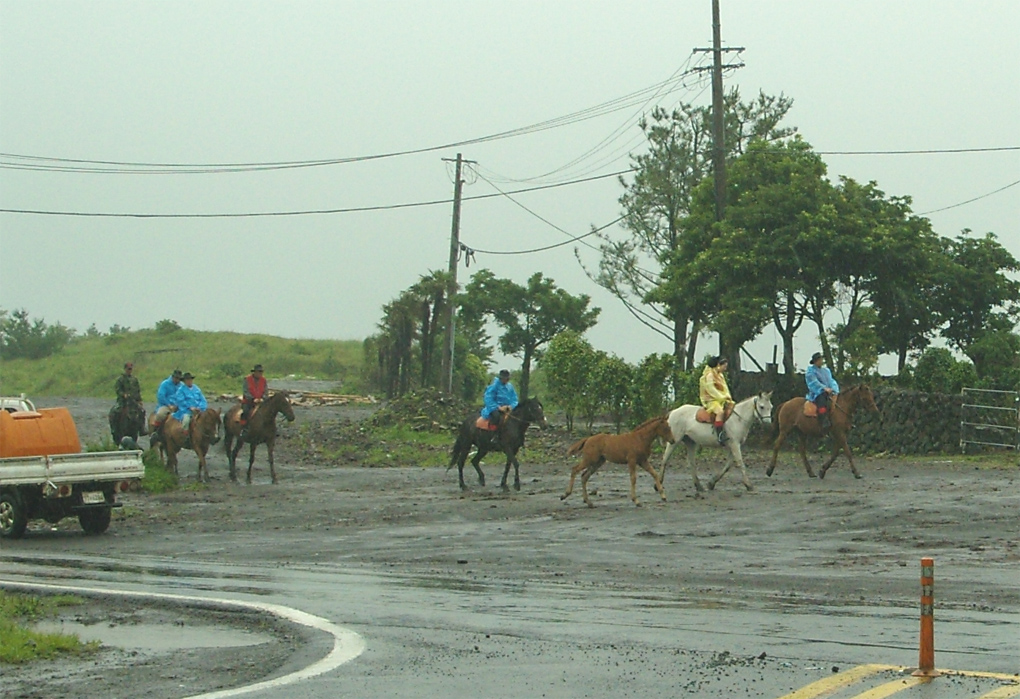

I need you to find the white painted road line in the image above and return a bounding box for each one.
[0,579,366,699]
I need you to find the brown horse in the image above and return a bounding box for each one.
[767,384,879,480]
[162,408,222,482]
[561,415,675,508]
[222,391,296,484]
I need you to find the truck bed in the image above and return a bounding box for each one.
[0,451,144,486]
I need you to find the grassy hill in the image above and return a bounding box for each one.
[0,327,366,399]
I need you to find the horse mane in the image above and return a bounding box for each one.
[633,415,665,430]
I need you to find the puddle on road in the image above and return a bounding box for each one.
[34,621,274,651]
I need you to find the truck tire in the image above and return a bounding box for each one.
[78,507,112,535]
[0,491,28,539]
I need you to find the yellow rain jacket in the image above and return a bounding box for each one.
[699,366,733,415]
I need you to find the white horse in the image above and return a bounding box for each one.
[658,392,773,495]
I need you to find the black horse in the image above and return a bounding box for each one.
[109,401,146,448]
[449,397,549,492]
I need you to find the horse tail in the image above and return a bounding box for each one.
[448,425,469,469]
[567,437,588,457]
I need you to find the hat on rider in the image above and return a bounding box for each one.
[172,368,183,379]
[182,372,195,380]
[252,364,264,373]
[811,352,824,364]
[498,369,510,378]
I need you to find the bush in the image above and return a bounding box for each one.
[913,347,977,394]
[0,308,75,360]
[154,319,182,334]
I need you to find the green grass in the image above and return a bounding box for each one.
[0,592,99,664]
[344,424,452,469]
[141,448,179,493]
[0,327,366,398]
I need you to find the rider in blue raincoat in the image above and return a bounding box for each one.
[805,352,839,428]
[173,372,208,427]
[481,369,518,426]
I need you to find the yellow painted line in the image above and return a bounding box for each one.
[850,676,928,698]
[941,669,1020,682]
[977,685,1020,699]
[775,664,903,699]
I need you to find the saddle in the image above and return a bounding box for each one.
[802,394,837,418]
[475,405,511,431]
[695,404,733,424]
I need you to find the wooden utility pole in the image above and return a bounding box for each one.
[694,0,743,361]
[441,153,466,394]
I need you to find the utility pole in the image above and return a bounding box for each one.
[440,153,474,394]
[694,0,743,360]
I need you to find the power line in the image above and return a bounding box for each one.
[818,145,1019,156]
[0,168,630,218]
[917,178,1020,215]
[0,65,707,175]
[466,216,626,256]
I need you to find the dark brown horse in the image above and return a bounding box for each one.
[222,391,296,484]
[449,397,548,492]
[767,384,879,480]
[561,415,674,508]
[109,400,146,448]
[161,408,222,482]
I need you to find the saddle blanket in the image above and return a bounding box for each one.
[474,416,499,431]
[803,395,837,417]
[695,405,733,424]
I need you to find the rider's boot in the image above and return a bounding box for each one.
[818,407,830,431]
[714,421,728,445]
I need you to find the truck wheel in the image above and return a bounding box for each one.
[78,508,112,535]
[0,491,28,539]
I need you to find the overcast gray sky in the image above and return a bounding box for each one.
[2,1,1018,373]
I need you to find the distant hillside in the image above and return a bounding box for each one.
[0,328,366,399]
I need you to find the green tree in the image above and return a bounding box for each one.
[912,347,977,394]
[541,331,598,432]
[629,353,678,423]
[590,353,634,432]
[964,328,1020,389]
[461,270,600,398]
[0,308,75,360]
[827,305,880,378]
[586,89,794,372]
[935,231,1020,356]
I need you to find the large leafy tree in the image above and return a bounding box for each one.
[461,270,600,398]
[584,89,794,371]
[934,231,1020,357]
[0,308,75,360]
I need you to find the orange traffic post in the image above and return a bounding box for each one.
[913,556,940,677]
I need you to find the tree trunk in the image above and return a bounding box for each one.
[519,346,534,398]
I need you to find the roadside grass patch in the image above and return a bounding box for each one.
[0,592,98,664]
[141,448,179,493]
[361,425,452,468]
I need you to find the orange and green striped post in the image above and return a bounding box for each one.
[913,557,940,677]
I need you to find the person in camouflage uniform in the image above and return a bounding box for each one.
[115,362,142,409]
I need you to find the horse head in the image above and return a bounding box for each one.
[753,391,774,424]
[516,397,549,429]
[853,384,879,414]
[269,391,296,422]
[199,408,222,446]
[655,415,676,443]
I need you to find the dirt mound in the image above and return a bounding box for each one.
[369,389,476,432]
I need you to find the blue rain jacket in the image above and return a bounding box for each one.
[173,383,208,421]
[805,364,839,401]
[156,376,180,408]
[480,377,519,419]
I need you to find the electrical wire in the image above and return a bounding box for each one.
[0,66,712,175]
[466,215,626,256]
[916,178,1020,215]
[0,168,631,217]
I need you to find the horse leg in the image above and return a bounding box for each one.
[500,450,521,492]
[499,454,511,492]
[731,444,754,491]
[268,441,278,484]
[658,440,677,485]
[471,448,486,487]
[580,457,604,508]
[246,443,257,484]
[797,432,816,478]
[687,442,704,495]
[561,459,586,502]
[196,447,207,483]
[767,427,792,477]
[707,446,735,491]
[642,457,667,501]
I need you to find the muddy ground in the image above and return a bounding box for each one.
[1,388,1018,697]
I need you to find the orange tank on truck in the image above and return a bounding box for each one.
[0,405,144,539]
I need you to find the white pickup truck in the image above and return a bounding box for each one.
[0,400,144,539]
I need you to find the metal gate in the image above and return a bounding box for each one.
[960,387,1019,452]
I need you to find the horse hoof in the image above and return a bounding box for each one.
[272,478,279,485]
[853,473,862,480]
[765,467,774,477]
[586,502,594,509]
[817,471,826,480]
[707,482,717,491]
[513,482,521,492]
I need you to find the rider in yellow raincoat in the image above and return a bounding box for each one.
[700,356,734,444]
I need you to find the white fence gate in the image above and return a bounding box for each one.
[960,387,1019,452]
